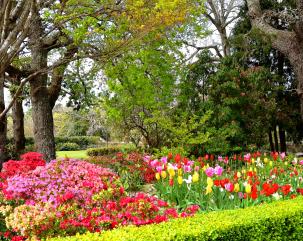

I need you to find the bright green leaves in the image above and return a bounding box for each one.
[47,0,197,60]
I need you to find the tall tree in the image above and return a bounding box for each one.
[0,0,33,165]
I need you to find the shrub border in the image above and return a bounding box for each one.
[49,197,303,241]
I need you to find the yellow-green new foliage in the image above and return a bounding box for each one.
[49,197,303,241]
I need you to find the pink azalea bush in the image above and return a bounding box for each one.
[3,159,117,206]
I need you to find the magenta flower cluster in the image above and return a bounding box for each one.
[4,159,118,206]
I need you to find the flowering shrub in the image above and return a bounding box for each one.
[148,152,303,210]
[88,152,155,191]
[0,152,45,180]
[0,152,46,241]
[3,159,118,205]
[0,153,197,240]
[49,197,303,241]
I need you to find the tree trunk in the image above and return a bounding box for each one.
[219,27,230,57]
[0,74,7,168]
[291,55,303,121]
[268,130,274,152]
[279,127,287,153]
[29,6,55,161]
[30,77,56,161]
[12,90,25,155]
[273,126,279,152]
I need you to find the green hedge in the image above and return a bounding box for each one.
[56,142,81,151]
[49,197,303,241]
[8,136,100,150]
[55,136,100,149]
[87,145,136,156]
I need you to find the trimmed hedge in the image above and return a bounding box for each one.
[87,145,136,156]
[55,136,100,149]
[49,197,303,241]
[56,142,80,151]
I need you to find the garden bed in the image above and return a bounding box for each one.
[1,151,303,240]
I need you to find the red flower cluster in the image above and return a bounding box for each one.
[0,152,45,180]
[0,230,25,241]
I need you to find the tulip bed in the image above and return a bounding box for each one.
[146,152,303,211]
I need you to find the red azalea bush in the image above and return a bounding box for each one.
[0,152,46,181]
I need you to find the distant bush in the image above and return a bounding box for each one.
[87,145,136,157]
[56,142,80,151]
[55,136,100,149]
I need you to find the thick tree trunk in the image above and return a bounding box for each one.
[278,127,287,153]
[29,51,56,161]
[0,74,7,168]
[29,6,55,161]
[30,86,56,161]
[12,93,25,155]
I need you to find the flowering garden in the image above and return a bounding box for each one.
[1,151,303,240]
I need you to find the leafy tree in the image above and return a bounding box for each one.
[102,41,179,148]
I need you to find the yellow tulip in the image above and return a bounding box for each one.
[192,171,199,183]
[207,177,213,187]
[234,183,240,192]
[168,167,175,177]
[249,167,253,172]
[284,161,288,166]
[242,169,246,174]
[245,184,252,194]
[206,185,212,194]
[251,158,255,164]
[155,172,160,180]
[161,171,167,179]
[178,169,183,176]
[237,172,241,178]
[269,161,273,167]
[178,175,183,185]
[264,158,268,163]
[254,167,257,173]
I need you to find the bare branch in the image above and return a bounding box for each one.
[182,40,223,63]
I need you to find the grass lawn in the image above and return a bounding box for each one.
[56,150,88,159]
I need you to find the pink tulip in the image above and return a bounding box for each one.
[205,167,215,177]
[214,165,223,176]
